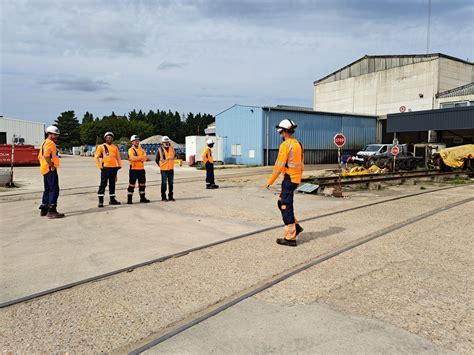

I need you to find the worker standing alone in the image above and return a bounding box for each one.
[38,125,65,218]
[95,132,122,207]
[156,136,176,201]
[266,119,304,246]
[127,135,150,204]
[202,139,219,189]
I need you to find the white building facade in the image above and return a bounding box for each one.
[313,54,474,116]
[0,117,45,147]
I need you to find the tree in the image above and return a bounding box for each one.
[54,111,81,149]
[82,112,94,124]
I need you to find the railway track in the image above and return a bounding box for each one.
[302,169,472,188]
[1,184,468,310]
[128,195,473,354]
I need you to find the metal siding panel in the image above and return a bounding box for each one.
[267,111,376,151]
[387,106,474,132]
[0,117,45,148]
[215,105,263,165]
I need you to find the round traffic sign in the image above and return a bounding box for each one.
[399,105,406,113]
[391,145,399,156]
[334,133,346,148]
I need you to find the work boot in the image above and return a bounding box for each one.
[109,197,121,205]
[39,205,48,217]
[127,194,133,205]
[168,194,175,202]
[296,224,304,237]
[46,206,65,219]
[98,196,104,208]
[211,184,219,189]
[206,184,212,189]
[276,238,297,247]
[140,195,150,203]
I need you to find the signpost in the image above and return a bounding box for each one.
[391,144,399,172]
[333,133,346,197]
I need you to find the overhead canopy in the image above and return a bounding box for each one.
[387,106,474,133]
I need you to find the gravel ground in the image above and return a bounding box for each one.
[1,185,472,353]
[257,200,474,354]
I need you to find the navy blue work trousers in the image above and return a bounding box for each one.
[205,162,215,185]
[41,170,60,207]
[278,174,298,225]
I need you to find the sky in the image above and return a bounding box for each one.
[1,0,473,124]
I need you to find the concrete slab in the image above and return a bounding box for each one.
[1,185,472,353]
[146,298,453,354]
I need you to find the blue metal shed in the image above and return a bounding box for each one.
[216,104,377,165]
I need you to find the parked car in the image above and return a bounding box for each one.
[354,143,423,171]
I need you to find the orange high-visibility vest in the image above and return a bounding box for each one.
[202,147,214,164]
[158,146,175,171]
[267,138,304,185]
[128,146,147,170]
[95,143,122,169]
[38,139,60,175]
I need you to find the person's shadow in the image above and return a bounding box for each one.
[298,226,345,245]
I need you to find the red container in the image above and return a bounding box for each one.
[0,144,40,166]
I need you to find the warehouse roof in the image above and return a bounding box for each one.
[436,82,474,98]
[387,106,474,133]
[314,53,473,85]
[262,105,377,118]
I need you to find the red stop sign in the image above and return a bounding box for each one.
[334,133,346,147]
[391,145,399,156]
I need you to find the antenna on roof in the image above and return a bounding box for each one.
[426,0,431,53]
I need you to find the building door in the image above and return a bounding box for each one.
[0,132,6,144]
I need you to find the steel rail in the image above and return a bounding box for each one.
[0,184,467,309]
[128,196,473,354]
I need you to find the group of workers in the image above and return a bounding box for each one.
[38,119,304,246]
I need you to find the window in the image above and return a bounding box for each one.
[231,144,242,156]
[455,102,468,107]
[0,132,6,144]
[440,102,455,108]
[248,150,255,158]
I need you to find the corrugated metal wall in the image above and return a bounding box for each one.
[264,109,376,165]
[215,105,264,165]
[0,117,45,148]
[216,105,376,166]
[387,106,474,132]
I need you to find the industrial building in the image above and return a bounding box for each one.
[215,105,376,165]
[387,105,474,147]
[0,116,45,148]
[313,54,474,116]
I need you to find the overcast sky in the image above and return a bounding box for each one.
[1,0,473,124]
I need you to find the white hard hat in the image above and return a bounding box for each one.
[104,131,114,139]
[130,135,140,141]
[46,125,60,135]
[276,119,297,132]
[162,136,171,143]
[206,139,214,145]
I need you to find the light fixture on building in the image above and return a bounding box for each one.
[419,93,424,98]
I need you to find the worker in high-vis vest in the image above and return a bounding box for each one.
[127,135,150,204]
[155,136,176,201]
[95,132,122,207]
[202,139,219,189]
[38,125,65,218]
[266,119,304,247]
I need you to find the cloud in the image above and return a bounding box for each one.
[100,96,123,102]
[39,78,110,92]
[1,0,472,124]
[157,61,189,70]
